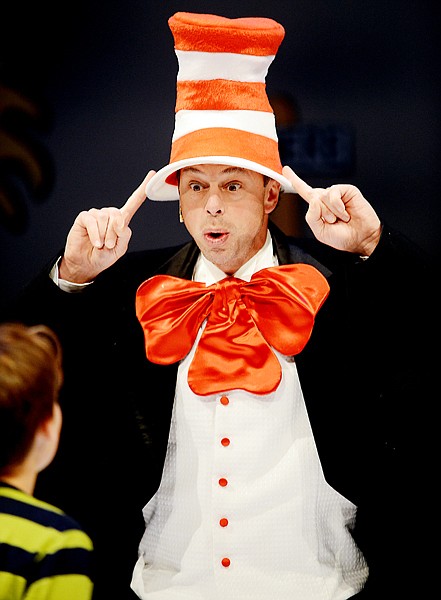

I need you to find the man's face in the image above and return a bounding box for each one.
[178,164,280,275]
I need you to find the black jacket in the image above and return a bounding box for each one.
[3,222,434,599]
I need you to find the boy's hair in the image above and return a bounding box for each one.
[0,322,63,470]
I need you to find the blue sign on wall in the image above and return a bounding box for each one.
[277,124,356,177]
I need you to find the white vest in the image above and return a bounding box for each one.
[131,233,368,599]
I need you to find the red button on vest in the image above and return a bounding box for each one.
[220,396,229,406]
[221,557,231,568]
[219,478,228,487]
[219,518,229,527]
[221,437,230,447]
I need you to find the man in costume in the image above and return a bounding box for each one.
[3,11,433,600]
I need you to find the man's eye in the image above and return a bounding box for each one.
[226,183,240,192]
[190,183,202,192]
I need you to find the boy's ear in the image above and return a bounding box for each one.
[34,404,62,472]
[38,403,62,439]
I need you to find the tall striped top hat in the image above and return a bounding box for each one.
[146,12,296,200]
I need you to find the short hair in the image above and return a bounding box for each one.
[0,322,63,470]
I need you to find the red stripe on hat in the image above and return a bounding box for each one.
[169,13,285,56]
[165,127,282,185]
[176,80,272,112]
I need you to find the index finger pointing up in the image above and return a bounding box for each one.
[121,170,156,224]
[282,165,313,203]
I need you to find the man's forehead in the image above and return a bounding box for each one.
[180,165,256,178]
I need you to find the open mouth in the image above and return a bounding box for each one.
[204,230,229,244]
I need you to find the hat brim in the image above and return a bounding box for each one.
[146,156,296,200]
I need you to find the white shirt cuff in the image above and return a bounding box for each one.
[50,257,93,293]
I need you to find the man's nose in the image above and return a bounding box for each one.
[205,190,224,216]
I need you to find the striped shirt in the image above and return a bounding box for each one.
[0,481,94,600]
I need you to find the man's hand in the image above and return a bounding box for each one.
[59,170,156,283]
[282,165,382,256]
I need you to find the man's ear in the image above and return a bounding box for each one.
[264,179,281,215]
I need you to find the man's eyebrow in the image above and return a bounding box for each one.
[182,167,203,174]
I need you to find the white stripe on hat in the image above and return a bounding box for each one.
[176,50,274,82]
[172,110,278,142]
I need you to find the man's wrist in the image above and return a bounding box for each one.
[50,258,93,293]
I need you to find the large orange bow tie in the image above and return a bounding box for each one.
[136,264,329,396]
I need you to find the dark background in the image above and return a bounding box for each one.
[1,0,440,312]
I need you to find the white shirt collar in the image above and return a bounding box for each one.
[193,230,278,285]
